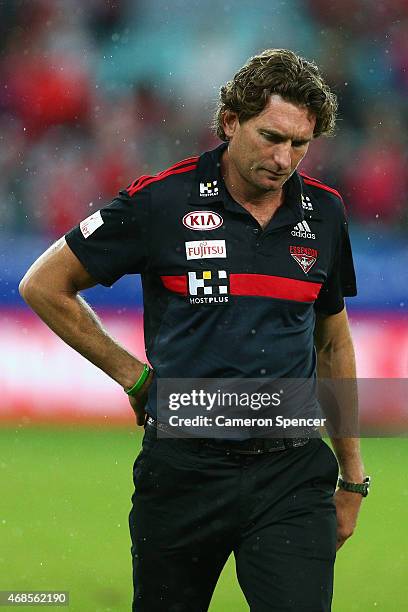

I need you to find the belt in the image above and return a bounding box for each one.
[146,417,310,455]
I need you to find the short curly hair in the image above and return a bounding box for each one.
[213,49,338,140]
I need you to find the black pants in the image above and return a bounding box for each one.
[129,425,338,612]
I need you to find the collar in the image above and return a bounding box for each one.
[187,143,228,207]
[188,143,320,224]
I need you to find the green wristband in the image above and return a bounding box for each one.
[125,364,151,396]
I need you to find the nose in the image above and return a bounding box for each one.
[272,142,292,172]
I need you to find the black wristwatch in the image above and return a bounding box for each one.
[337,476,371,497]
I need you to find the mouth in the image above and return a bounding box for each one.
[262,168,286,178]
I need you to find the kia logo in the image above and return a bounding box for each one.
[182,211,223,231]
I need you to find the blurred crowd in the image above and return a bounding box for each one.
[1,0,407,238]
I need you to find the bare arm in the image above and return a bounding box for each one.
[314,307,364,480]
[314,307,365,549]
[19,238,150,423]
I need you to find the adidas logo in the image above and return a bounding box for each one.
[291,220,315,240]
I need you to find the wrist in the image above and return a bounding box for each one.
[338,468,364,483]
[124,363,152,396]
[120,363,148,390]
[337,476,371,497]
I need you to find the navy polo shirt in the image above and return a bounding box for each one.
[65,143,357,418]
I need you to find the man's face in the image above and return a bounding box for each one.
[222,94,316,194]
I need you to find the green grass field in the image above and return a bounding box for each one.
[0,427,406,611]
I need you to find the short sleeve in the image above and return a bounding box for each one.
[314,211,357,315]
[65,187,150,286]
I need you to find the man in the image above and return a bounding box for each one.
[20,49,369,611]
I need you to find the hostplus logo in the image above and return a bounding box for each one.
[301,195,313,211]
[188,270,229,305]
[291,220,315,240]
[200,180,219,197]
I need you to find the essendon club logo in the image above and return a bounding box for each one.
[290,245,318,274]
[182,211,223,231]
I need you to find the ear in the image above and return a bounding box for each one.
[222,110,239,139]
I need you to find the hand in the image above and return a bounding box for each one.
[334,488,363,550]
[128,370,154,426]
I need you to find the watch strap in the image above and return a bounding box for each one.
[337,476,371,497]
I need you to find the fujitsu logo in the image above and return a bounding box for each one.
[185,240,226,260]
[182,211,223,231]
[291,220,315,239]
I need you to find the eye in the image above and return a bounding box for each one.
[292,141,307,148]
[261,133,277,142]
